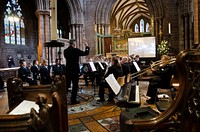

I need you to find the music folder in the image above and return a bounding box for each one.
[89,62,97,72]
[133,62,141,72]
[105,74,121,95]
[98,61,105,70]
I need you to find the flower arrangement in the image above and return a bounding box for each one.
[157,40,170,55]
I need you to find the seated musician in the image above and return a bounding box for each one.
[31,60,40,82]
[52,58,66,78]
[18,60,37,85]
[97,56,123,102]
[146,55,173,104]
[82,57,95,86]
[40,59,52,84]
[121,57,131,82]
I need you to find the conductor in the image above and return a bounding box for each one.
[64,39,90,105]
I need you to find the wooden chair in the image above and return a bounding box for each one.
[117,76,126,87]
[155,75,178,112]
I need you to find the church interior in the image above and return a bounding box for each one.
[0,0,200,131]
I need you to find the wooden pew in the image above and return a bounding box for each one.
[0,67,20,82]
[6,75,67,109]
[0,91,68,132]
[6,77,52,109]
[122,50,200,132]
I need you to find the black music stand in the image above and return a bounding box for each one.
[44,40,64,71]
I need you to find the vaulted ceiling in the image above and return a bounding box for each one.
[111,0,150,30]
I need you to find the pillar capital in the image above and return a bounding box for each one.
[35,10,50,17]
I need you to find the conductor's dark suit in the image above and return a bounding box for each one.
[64,45,90,104]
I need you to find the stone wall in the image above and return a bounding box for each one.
[0,0,38,68]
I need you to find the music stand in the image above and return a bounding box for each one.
[44,40,64,71]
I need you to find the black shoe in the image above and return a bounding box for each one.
[107,98,114,102]
[70,101,80,105]
[146,99,155,104]
[97,99,105,102]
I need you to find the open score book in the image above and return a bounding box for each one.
[105,74,121,95]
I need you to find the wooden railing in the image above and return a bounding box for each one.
[0,67,19,81]
[124,49,200,132]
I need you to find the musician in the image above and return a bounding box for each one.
[52,58,65,78]
[82,58,95,86]
[31,60,39,82]
[121,56,131,76]
[7,55,15,68]
[134,55,141,67]
[40,59,52,85]
[64,39,90,105]
[98,56,123,102]
[18,60,37,85]
[146,55,173,104]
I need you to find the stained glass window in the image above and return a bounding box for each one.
[4,15,10,44]
[135,24,139,32]
[140,19,144,32]
[4,0,25,45]
[146,22,150,32]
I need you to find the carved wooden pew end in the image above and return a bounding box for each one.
[0,92,68,132]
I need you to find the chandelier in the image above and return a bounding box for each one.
[5,0,22,22]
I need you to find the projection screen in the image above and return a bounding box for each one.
[128,37,156,58]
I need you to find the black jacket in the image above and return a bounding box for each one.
[18,66,32,82]
[31,65,39,80]
[40,66,51,84]
[104,64,123,79]
[64,46,90,75]
[152,64,173,88]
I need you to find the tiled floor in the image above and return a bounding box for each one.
[0,81,160,132]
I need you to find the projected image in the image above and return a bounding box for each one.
[128,37,156,58]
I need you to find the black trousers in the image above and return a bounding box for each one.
[66,74,79,103]
[146,79,170,100]
[99,81,114,100]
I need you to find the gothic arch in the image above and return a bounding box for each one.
[66,0,83,24]
[95,0,116,25]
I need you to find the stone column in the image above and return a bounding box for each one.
[44,11,50,42]
[194,0,199,45]
[35,10,45,63]
[50,0,57,40]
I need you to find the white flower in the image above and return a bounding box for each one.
[157,40,169,55]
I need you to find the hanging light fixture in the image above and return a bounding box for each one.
[5,0,22,22]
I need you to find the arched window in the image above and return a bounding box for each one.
[140,19,144,32]
[146,22,150,32]
[4,0,25,45]
[135,24,139,32]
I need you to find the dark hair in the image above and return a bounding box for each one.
[69,39,75,45]
[55,58,61,63]
[19,59,25,65]
[112,56,121,68]
[33,60,37,65]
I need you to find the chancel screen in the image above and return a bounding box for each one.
[128,37,156,58]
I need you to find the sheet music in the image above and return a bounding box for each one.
[98,61,105,70]
[105,74,121,95]
[9,100,52,115]
[105,62,109,66]
[9,100,39,115]
[89,62,97,72]
[133,62,141,72]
